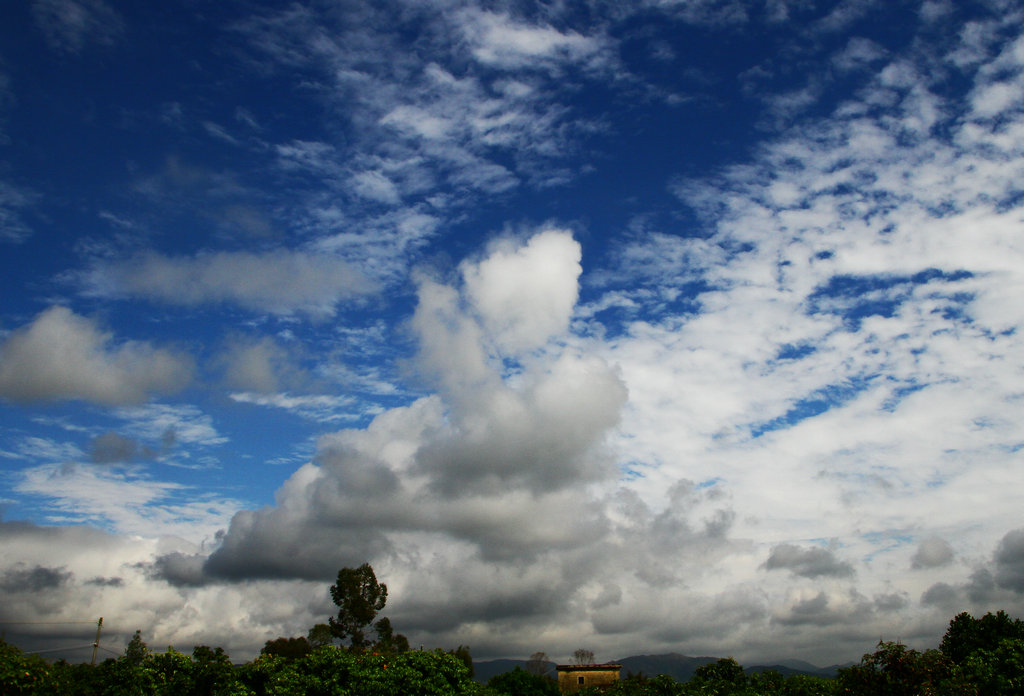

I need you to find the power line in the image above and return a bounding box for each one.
[0,621,101,625]
[25,644,96,655]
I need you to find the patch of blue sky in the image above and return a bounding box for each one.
[750,375,876,438]
[860,530,913,563]
[619,462,648,482]
[775,343,817,361]
[880,382,928,413]
[806,269,974,331]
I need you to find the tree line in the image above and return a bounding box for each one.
[2,563,1022,695]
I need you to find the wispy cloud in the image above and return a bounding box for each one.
[0,181,36,243]
[229,393,357,423]
[31,0,124,53]
[84,250,377,318]
[15,461,239,540]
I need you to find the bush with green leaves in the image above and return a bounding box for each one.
[0,639,62,695]
[487,665,560,696]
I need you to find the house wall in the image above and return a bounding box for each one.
[556,666,621,693]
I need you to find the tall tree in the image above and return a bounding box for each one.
[329,563,388,650]
[123,630,149,665]
[448,645,474,677]
[260,636,312,660]
[527,651,550,676]
[372,617,410,654]
[573,648,595,665]
[307,623,335,648]
[940,610,1024,664]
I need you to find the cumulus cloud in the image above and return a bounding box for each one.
[148,552,208,587]
[0,520,327,661]
[202,230,627,584]
[0,306,193,405]
[462,230,582,355]
[85,250,376,318]
[8,2,1024,669]
[911,537,955,570]
[215,335,309,394]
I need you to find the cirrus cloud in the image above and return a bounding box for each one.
[84,250,377,318]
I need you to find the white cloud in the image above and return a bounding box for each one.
[203,229,627,585]
[15,461,240,541]
[351,170,402,204]
[970,80,1024,117]
[8,0,1024,669]
[229,392,356,423]
[237,0,612,228]
[114,404,227,448]
[462,229,582,355]
[0,521,323,661]
[457,8,611,72]
[85,250,377,317]
[0,307,193,406]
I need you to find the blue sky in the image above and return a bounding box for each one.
[3,0,1024,667]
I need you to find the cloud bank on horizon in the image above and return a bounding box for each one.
[2,0,1024,667]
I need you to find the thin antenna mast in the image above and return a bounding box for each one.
[90,617,103,665]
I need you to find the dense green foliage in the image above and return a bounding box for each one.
[5,610,1024,696]
[576,659,838,696]
[0,641,483,696]
[487,666,560,696]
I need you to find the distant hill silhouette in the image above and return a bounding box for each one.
[473,653,845,684]
[472,658,556,683]
[615,653,718,681]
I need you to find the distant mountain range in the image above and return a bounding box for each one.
[472,653,848,684]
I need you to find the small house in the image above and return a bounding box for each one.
[556,663,622,693]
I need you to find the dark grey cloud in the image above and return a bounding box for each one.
[774,591,830,626]
[204,504,386,582]
[0,564,72,592]
[85,576,124,587]
[0,519,119,545]
[921,581,960,608]
[966,567,998,603]
[994,528,1024,593]
[911,536,954,570]
[90,431,155,464]
[763,543,855,578]
[773,590,873,627]
[148,552,208,587]
[873,592,909,612]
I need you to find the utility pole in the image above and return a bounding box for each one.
[90,617,103,665]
